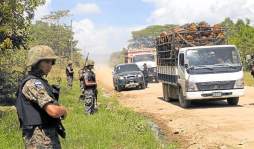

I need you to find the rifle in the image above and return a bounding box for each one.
[52,84,66,139]
[84,52,90,68]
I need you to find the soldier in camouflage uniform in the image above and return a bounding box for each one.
[83,61,97,115]
[66,61,74,88]
[15,45,67,149]
[142,63,149,88]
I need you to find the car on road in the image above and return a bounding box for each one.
[112,63,146,91]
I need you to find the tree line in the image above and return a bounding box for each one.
[0,1,83,102]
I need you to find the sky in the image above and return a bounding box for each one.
[34,0,254,62]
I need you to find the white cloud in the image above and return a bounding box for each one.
[73,19,138,63]
[143,0,254,25]
[33,0,52,21]
[72,3,101,15]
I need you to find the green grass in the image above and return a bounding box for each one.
[244,71,254,86]
[0,77,176,149]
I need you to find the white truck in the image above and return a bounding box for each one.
[125,48,158,82]
[156,23,244,108]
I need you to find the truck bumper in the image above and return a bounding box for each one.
[185,89,245,100]
[125,82,140,88]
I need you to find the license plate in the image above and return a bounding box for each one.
[212,92,222,97]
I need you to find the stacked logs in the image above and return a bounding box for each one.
[157,22,226,47]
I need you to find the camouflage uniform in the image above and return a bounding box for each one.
[15,45,62,149]
[66,62,74,88]
[22,79,61,149]
[143,63,149,88]
[83,61,97,114]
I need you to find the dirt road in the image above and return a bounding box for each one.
[96,65,254,149]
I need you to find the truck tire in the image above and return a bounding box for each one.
[162,83,168,101]
[141,83,146,89]
[178,88,191,108]
[227,97,239,105]
[116,85,122,92]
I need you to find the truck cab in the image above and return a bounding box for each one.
[177,45,244,107]
[125,48,158,82]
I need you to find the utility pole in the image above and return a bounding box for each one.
[70,19,73,61]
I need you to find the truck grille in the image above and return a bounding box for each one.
[196,81,235,91]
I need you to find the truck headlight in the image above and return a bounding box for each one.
[186,81,198,92]
[119,76,124,80]
[234,78,244,89]
[137,74,142,78]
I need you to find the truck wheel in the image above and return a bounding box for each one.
[227,97,239,105]
[116,85,122,92]
[178,88,191,108]
[141,83,146,89]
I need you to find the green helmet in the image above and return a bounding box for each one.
[27,45,57,66]
[85,60,95,67]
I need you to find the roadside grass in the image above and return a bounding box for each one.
[0,66,177,149]
[244,71,254,86]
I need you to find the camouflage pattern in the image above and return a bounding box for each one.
[23,127,61,149]
[22,79,61,148]
[67,76,73,88]
[84,89,96,114]
[66,65,74,88]
[143,64,149,87]
[22,79,54,108]
[83,70,97,114]
[27,45,57,66]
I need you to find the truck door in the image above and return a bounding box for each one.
[178,52,187,94]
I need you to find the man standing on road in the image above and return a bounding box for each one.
[66,61,74,88]
[16,45,67,149]
[251,62,254,78]
[83,61,98,114]
[143,63,149,88]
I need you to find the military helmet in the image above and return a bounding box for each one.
[85,60,95,66]
[27,45,57,66]
[68,60,73,65]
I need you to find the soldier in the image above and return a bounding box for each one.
[83,60,97,115]
[251,62,254,78]
[15,45,67,149]
[66,61,74,88]
[143,63,149,88]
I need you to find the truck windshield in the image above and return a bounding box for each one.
[133,54,154,63]
[186,47,241,74]
[186,47,241,67]
[116,64,140,73]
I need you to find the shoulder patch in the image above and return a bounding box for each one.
[34,80,44,89]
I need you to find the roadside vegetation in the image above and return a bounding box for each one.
[0,67,177,149]
[244,71,254,86]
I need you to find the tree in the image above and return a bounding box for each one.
[0,0,45,50]
[0,0,45,102]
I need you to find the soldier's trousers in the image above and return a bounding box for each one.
[23,127,61,149]
[84,89,96,114]
[67,76,73,87]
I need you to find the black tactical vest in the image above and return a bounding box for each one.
[15,75,58,128]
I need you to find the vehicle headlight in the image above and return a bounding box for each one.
[137,74,143,78]
[119,76,124,80]
[234,78,244,89]
[186,81,198,92]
